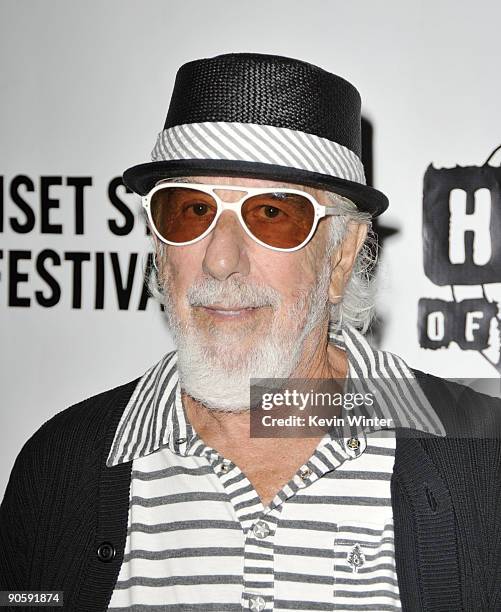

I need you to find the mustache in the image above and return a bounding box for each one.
[187,276,282,309]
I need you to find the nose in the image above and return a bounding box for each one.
[202,210,250,281]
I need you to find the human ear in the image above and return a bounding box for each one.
[328,223,368,303]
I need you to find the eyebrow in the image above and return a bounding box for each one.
[153,177,356,211]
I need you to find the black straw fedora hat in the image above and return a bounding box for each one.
[123,53,389,217]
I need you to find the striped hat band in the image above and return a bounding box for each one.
[151,121,366,185]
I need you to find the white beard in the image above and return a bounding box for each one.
[160,257,332,412]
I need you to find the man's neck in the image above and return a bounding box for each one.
[292,325,348,380]
[180,325,349,507]
[181,324,348,441]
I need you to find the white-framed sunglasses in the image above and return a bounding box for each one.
[142,182,343,252]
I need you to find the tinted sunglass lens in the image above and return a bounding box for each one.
[241,192,315,248]
[150,187,218,243]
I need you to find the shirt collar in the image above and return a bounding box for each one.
[107,324,445,467]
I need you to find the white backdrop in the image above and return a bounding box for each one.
[1,0,501,497]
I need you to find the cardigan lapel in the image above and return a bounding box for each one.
[75,378,137,612]
[392,433,462,611]
[393,370,466,611]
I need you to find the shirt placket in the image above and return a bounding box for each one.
[199,451,277,610]
[199,435,363,611]
[237,465,330,612]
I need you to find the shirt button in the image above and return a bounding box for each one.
[249,594,266,611]
[220,461,230,473]
[346,437,360,451]
[252,521,271,539]
[299,466,312,480]
[176,437,187,445]
[96,542,116,563]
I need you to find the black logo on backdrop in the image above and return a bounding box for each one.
[418,146,501,373]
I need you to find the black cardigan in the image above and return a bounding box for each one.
[1,369,501,611]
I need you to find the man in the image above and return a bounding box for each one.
[1,53,501,611]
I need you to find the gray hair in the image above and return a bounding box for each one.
[323,192,378,335]
[144,180,379,335]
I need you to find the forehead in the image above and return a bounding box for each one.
[155,175,331,202]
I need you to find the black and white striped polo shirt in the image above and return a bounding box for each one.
[107,324,444,611]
